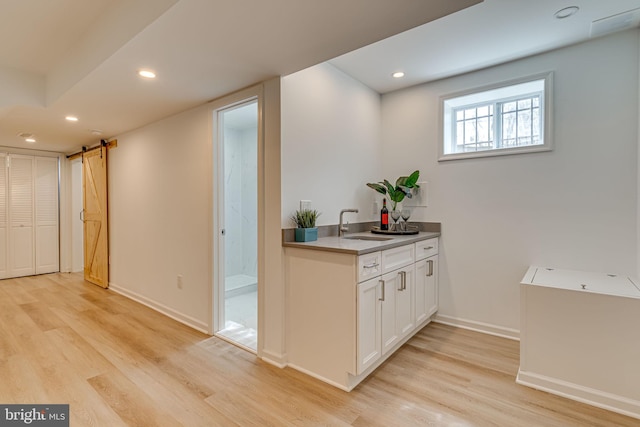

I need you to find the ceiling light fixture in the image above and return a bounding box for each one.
[25,138,36,143]
[392,71,405,78]
[65,116,79,122]
[138,69,156,79]
[555,6,579,19]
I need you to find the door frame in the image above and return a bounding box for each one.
[210,85,264,356]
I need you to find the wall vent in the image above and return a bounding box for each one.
[590,8,640,38]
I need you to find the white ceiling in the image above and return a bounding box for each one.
[1,0,639,155]
[331,0,640,93]
[0,0,479,154]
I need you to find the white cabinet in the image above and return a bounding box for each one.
[357,241,433,374]
[286,235,439,391]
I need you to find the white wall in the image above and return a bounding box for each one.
[637,29,640,280]
[381,30,639,335]
[281,62,382,227]
[107,79,284,362]
[109,104,213,331]
[70,158,83,273]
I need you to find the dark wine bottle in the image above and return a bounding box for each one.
[380,198,389,230]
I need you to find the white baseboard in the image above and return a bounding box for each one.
[109,282,209,334]
[260,349,288,368]
[287,363,351,392]
[433,314,520,341]
[517,370,640,420]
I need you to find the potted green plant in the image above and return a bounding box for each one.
[291,209,321,242]
[366,170,420,211]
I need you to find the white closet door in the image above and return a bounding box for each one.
[9,155,35,277]
[0,154,7,279]
[35,157,59,274]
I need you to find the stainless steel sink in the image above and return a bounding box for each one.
[342,235,393,241]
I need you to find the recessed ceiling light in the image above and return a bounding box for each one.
[392,71,405,78]
[25,138,36,143]
[65,116,79,122]
[138,69,156,79]
[555,6,579,19]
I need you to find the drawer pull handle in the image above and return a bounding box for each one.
[423,246,434,250]
[379,279,385,301]
[398,271,407,291]
[427,259,434,277]
[363,262,379,269]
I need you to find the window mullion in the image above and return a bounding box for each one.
[495,101,501,149]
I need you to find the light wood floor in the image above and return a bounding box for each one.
[0,273,637,426]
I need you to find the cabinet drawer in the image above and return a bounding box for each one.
[381,245,414,274]
[358,251,382,283]
[415,238,438,261]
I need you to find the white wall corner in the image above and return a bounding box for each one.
[637,28,640,280]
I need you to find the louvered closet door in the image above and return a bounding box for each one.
[35,157,59,274]
[9,155,35,277]
[0,154,7,279]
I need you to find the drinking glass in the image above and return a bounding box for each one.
[401,208,411,231]
[390,210,401,231]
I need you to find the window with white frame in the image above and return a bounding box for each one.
[440,73,553,160]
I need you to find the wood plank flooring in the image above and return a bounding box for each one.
[0,273,637,426]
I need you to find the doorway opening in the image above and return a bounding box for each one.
[214,99,258,352]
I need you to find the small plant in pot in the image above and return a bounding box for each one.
[291,209,321,242]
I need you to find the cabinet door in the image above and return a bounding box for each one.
[425,255,438,317]
[381,270,399,354]
[357,277,382,374]
[415,259,429,324]
[381,265,415,355]
[416,255,438,325]
[396,264,415,340]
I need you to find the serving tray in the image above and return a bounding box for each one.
[371,225,419,235]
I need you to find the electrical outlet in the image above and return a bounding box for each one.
[177,274,183,289]
[404,181,428,207]
[300,200,311,211]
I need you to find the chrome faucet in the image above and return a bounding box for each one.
[339,209,359,237]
